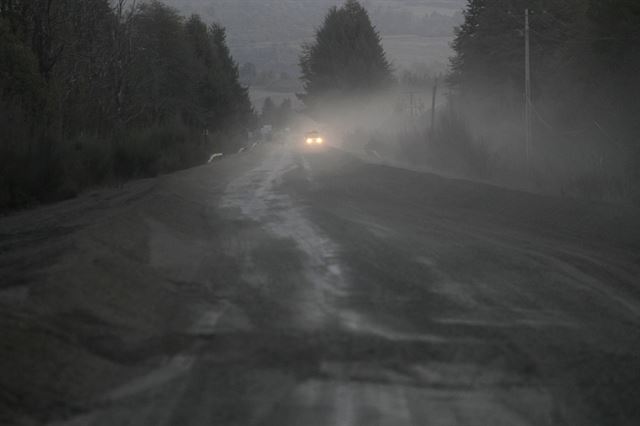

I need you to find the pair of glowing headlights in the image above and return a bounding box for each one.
[306,137,323,144]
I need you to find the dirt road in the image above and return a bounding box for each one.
[1,143,639,425]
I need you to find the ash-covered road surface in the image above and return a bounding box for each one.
[2,143,640,426]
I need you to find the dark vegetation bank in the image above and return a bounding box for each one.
[426,0,640,202]
[0,0,253,210]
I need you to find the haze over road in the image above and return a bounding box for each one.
[2,142,640,425]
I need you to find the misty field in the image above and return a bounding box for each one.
[249,88,301,113]
[382,34,453,73]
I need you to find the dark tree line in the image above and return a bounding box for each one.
[371,6,463,37]
[0,0,253,209]
[448,0,640,200]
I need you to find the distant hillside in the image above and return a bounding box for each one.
[163,1,463,41]
[161,0,465,77]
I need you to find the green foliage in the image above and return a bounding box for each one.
[0,1,253,210]
[299,0,393,107]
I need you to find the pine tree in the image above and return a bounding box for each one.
[0,1,255,208]
[448,0,485,90]
[298,0,393,107]
[208,23,253,130]
[448,0,586,101]
[448,0,533,100]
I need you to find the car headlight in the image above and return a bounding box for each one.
[317,138,323,144]
[306,138,313,144]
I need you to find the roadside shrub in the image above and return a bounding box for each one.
[57,134,113,187]
[113,119,210,179]
[0,103,38,209]
[564,171,636,204]
[428,110,491,178]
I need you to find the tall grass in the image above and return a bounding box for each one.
[393,104,639,204]
[427,110,491,178]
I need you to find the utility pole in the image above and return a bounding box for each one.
[524,8,532,168]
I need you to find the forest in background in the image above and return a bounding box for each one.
[395,0,640,203]
[0,0,253,210]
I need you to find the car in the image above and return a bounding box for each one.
[304,130,324,147]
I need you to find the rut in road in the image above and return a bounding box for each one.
[221,147,354,331]
[207,146,554,426]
